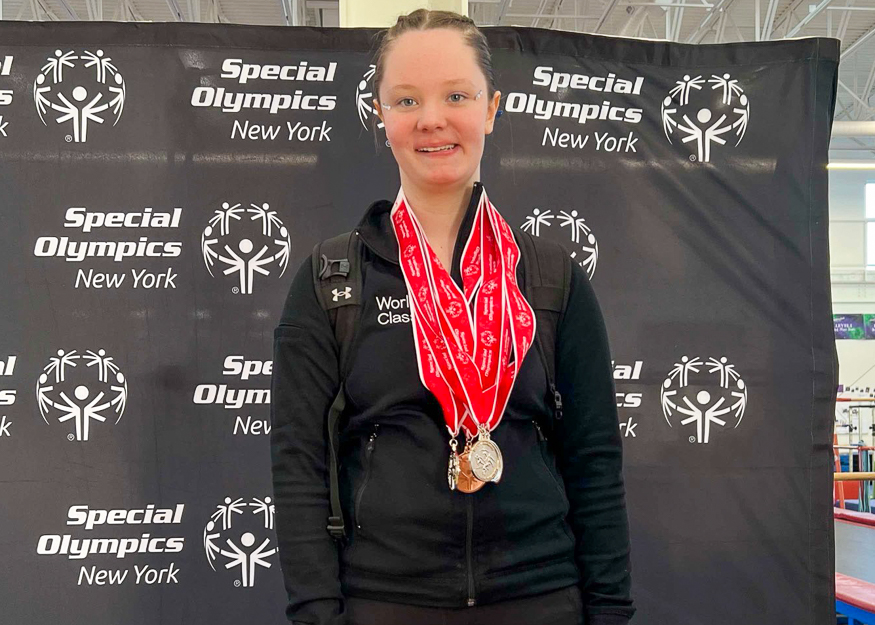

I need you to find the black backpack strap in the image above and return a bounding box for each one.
[323,384,347,542]
[312,230,364,375]
[311,230,364,543]
[517,230,572,436]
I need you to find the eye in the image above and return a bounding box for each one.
[397,97,416,107]
[449,93,467,103]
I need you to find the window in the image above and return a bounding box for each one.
[866,183,875,266]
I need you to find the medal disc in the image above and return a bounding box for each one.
[447,451,460,491]
[470,438,503,483]
[457,450,486,493]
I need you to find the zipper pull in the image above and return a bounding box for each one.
[533,420,546,442]
[366,424,380,451]
[550,383,564,420]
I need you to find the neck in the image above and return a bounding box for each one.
[398,173,478,253]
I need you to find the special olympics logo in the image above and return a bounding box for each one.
[33,49,126,143]
[201,202,291,295]
[35,348,128,441]
[660,355,748,444]
[521,208,598,279]
[203,496,277,588]
[355,64,384,132]
[661,73,750,163]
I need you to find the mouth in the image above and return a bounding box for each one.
[416,144,459,155]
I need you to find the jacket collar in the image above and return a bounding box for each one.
[356,181,485,266]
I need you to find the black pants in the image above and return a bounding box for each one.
[346,585,584,625]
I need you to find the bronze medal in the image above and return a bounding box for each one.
[456,449,486,493]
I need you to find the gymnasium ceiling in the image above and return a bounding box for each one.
[2,0,871,154]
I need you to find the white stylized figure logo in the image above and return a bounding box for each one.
[33,49,126,143]
[35,348,128,441]
[522,207,599,279]
[660,355,748,444]
[661,73,750,163]
[522,208,553,237]
[356,64,385,131]
[557,210,598,279]
[203,496,277,588]
[201,202,292,295]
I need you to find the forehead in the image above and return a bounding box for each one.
[382,29,482,89]
[387,78,475,93]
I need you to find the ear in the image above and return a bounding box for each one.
[373,98,384,124]
[485,90,501,135]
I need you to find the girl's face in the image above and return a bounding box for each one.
[374,28,501,191]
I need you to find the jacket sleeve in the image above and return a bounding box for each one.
[270,254,347,625]
[552,261,636,625]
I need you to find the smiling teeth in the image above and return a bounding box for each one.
[418,145,455,152]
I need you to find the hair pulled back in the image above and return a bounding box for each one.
[369,9,497,139]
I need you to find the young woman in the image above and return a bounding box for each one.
[270,9,635,625]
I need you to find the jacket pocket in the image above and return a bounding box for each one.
[533,420,575,545]
[353,424,380,531]
[533,421,567,500]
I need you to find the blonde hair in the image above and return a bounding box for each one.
[369,8,497,140]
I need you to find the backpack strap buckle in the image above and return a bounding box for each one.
[327,515,346,541]
[319,254,350,280]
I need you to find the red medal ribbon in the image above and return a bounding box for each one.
[390,185,536,440]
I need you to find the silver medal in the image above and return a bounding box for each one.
[469,437,503,483]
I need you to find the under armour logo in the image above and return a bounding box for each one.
[332,287,352,302]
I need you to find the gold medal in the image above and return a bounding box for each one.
[447,438,461,491]
[448,452,460,490]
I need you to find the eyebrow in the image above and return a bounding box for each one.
[389,79,475,91]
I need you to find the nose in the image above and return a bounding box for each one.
[415,99,447,132]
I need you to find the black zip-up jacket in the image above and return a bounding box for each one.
[270,182,635,625]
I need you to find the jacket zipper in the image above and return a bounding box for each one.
[466,495,476,606]
[354,424,380,530]
[459,189,476,609]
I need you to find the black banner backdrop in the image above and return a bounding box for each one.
[0,22,838,625]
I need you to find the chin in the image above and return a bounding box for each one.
[416,166,473,186]
[423,174,467,189]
